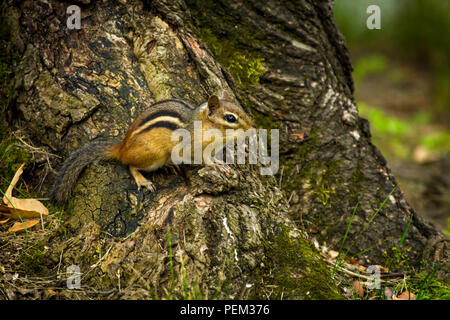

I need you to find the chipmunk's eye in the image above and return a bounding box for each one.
[224,114,237,123]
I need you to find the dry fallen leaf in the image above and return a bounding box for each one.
[328,250,339,259]
[0,217,10,224]
[291,130,307,142]
[4,164,24,200]
[47,289,57,295]
[353,280,365,298]
[1,164,48,220]
[375,264,389,273]
[394,290,416,300]
[8,219,40,233]
[2,197,49,219]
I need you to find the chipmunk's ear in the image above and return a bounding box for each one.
[207,95,220,116]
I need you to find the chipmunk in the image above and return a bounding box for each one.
[49,95,254,204]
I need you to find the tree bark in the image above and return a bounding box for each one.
[1,0,447,299]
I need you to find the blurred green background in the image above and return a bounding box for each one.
[334,0,450,233]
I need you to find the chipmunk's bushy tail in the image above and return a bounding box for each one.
[49,139,120,204]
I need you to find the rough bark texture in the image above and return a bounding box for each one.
[1,0,447,299]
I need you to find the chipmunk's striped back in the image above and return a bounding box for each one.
[122,100,191,138]
[109,100,194,170]
[132,110,184,137]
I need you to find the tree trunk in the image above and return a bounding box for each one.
[1,0,447,299]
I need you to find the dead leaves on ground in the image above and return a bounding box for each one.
[0,164,48,233]
[392,290,416,300]
[7,219,40,233]
[351,279,416,300]
[318,240,416,300]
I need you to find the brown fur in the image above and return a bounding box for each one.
[115,127,178,169]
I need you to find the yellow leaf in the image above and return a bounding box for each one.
[4,163,24,201]
[0,217,10,224]
[394,290,416,300]
[2,163,48,219]
[353,280,365,298]
[328,250,339,259]
[8,219,40,233]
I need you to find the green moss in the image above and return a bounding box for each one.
[0,139,31,190]
[413,268,450,300]
[349,162,365,200]
[251,226,343,299]
[251,109,278,130]
[188,1,266,87]
[278,130,360,239]
[20,242,48,276]
[281,131,343,206]
[383,246,412,271]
